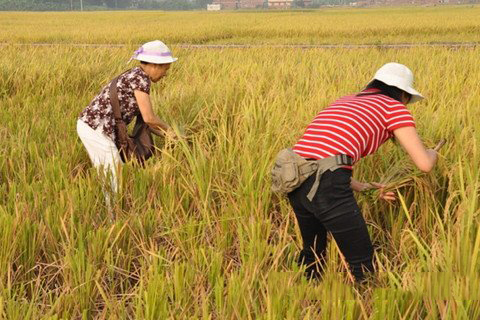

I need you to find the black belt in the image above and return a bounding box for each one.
[307,154,353,166]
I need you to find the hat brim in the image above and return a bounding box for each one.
[135,54,177,64]
[403,87,424,104]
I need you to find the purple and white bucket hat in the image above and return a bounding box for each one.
[129,40,178,64]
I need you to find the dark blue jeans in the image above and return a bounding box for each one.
[288,169,374,282]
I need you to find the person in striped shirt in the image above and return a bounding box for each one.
[289,63,438,282]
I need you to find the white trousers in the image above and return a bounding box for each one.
[77,119,121,194]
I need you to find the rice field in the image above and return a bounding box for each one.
[1,6,480,45]
[1,7,480,319]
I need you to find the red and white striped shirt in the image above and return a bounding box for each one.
[293,89,416,167]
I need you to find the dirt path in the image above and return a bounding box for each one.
[1,42,478,49]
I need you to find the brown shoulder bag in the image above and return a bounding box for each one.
[109,75,155,165]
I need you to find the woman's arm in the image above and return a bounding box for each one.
[392,126,437,172]
[134,90,175,138]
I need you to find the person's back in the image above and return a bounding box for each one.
[293,88,415,165]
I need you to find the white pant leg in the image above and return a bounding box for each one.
[76,119,121,193]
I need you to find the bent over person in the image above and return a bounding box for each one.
[77,40,178,202]
[281,63,438,282]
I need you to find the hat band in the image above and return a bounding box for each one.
[131,46,172,60]
[137,50,172,57]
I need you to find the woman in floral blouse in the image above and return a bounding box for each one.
[77,40,177,200]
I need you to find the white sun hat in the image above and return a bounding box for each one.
[129,40,178,64]
[373,62,424,104]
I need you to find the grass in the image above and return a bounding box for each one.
[1,6,480,45]
[1,8,480,319]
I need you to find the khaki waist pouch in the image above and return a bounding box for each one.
[271,148,344,201]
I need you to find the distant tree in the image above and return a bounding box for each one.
[294,0,305,6]
[194,0,211,8]
[104,0,132,8]
[85,0,104,5]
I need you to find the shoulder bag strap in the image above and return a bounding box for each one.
[109,71,131,148]
[109,76,122,121]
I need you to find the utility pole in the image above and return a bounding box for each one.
[80,0,83,11]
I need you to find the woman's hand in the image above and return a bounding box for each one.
[165,128,179,140]
[366,182,396,202]
[352,178,394,201]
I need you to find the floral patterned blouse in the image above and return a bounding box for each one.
[78,67,151,142]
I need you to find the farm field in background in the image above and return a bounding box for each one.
[1,6,480,45]
[1,7,480,319]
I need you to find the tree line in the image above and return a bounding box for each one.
[0,0,211,11]
[0,0,385,11]
[0,0,357,11]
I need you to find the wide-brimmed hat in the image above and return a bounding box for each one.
[373,62,424,104]
[129,40,178,64]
